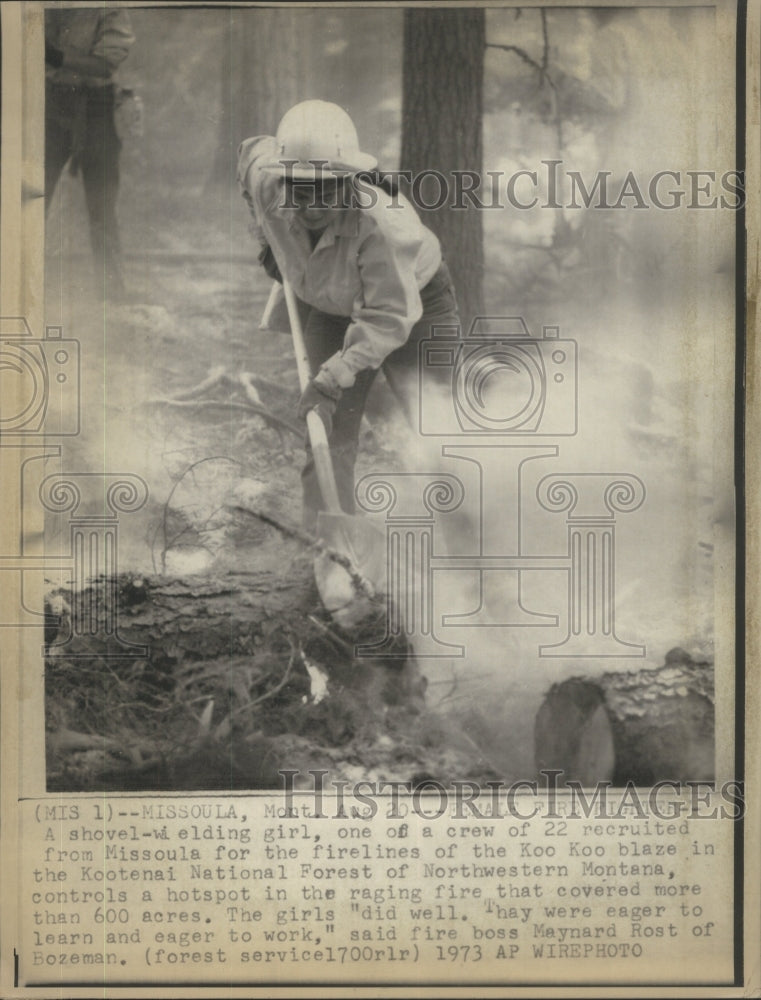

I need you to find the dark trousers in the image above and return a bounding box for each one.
[45,82,125,299]
[301,262,459,528]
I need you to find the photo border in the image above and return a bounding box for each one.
[1,1,758,996]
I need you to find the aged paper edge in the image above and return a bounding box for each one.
[0,1,758,997]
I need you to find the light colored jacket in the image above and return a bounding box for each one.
[46,9,134,88]
[237,135,441,388]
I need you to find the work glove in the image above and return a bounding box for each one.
[257,244,282,284]
[298,376,341,437]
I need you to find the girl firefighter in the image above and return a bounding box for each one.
[237,100,459,529]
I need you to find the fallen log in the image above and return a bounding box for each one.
[44,568,437,792]
[534,648,714,786]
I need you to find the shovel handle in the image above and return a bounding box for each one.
[281,279,344,516]
[259,282,283,330]
[282,279,313,394]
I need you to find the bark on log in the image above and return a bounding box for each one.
[45,569,427,791]
[534,648,714,786]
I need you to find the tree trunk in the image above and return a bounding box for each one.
[207,8,307,190]
[400,9,485,329]
[534,649,715,786]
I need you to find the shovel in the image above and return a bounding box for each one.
[260,281,386,626]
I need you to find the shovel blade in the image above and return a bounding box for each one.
[313,512,387,627]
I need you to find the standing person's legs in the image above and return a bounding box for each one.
[300,308,377,530]
[45,84,79,304]
[80,86,126,299]
[45,84,76,210]
[382,261,460,426]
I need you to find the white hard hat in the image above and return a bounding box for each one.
[264,100,377,179]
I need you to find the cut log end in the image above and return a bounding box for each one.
[534,649,715,786]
